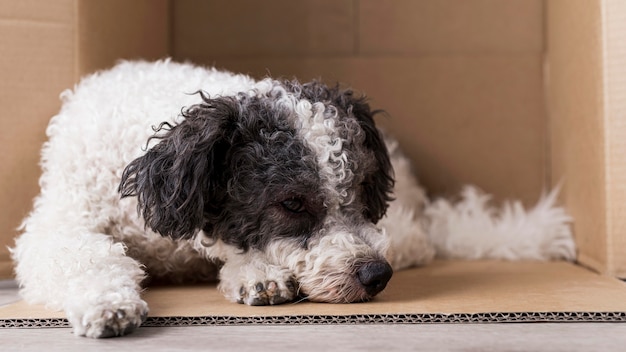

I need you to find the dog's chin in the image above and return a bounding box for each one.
[302,282,389,304]
[298,264,393,303]
[302,280,373,304]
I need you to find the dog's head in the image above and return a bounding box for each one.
[119,79,394,302]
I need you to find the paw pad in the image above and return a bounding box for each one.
[238,278,297,306]
[96,307,148,338]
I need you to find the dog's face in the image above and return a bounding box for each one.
[120,80,394,303]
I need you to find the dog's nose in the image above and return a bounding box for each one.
[357,260,393,296]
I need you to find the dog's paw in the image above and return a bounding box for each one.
[67,299,149,338]
[219,262,298,306]
[237,277,298,306]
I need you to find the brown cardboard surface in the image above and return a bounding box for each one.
[547,0,626,277]
[0,2,76,280]
[77,0,169,76]
[603,0,626,277]
[2,261,626,326]
[547,0,606,273]
[0,0,74,23]
[211,56,547,204]
[173,0,354,60]
[359,0,543,55]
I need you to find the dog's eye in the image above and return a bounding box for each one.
[281,197,306,213]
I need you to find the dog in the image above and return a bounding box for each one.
[11,60,576,338]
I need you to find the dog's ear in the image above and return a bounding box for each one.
[334,89,395,223]
[119,94,238,239]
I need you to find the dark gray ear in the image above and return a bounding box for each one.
[119,94,238,238]
[334,89,394,223]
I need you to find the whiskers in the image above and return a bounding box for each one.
[291,295,310,304]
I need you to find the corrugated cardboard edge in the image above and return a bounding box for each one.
[3,312,626,329]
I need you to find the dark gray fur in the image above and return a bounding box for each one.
[119,80,394,251]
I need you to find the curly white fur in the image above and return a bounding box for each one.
[424,185,576,261]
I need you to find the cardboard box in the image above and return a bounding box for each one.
[1,0,626,326]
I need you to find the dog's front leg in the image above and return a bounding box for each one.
[216,248,298,306]
[13,230,148,338]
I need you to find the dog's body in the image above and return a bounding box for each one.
[12,60,575,338]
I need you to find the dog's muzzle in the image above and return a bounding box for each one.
[356,260,393,296]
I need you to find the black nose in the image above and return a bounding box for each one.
[357,261,393,296]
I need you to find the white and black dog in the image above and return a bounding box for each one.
[11,60,575,338]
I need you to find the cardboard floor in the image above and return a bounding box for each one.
[2,261,626,328]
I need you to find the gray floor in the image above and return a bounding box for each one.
[3,323,626,352]
[2,280,626,351]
